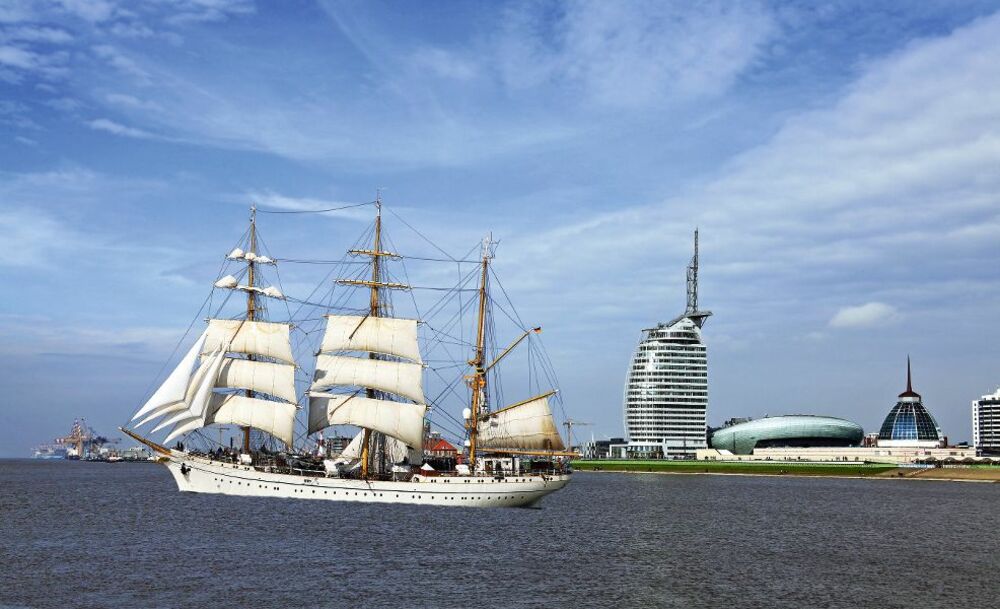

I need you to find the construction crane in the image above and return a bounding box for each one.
[562,419,592,455]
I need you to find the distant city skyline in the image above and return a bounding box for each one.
[3,1,1000,456]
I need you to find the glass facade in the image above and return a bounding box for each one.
[710,415,864,455]
[624,317,708,458]
[878,401,941,443]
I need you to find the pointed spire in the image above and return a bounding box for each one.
[899,355,921,399]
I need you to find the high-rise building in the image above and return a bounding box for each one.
[623,230,711,459]
[972,388,1000,454]
[877,358,943,448]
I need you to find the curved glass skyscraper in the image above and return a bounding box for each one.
[623,231,710,459]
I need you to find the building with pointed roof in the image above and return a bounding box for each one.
[623,230,711,459]
[877,358,943,448]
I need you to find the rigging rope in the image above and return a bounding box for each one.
[256,201,374,214]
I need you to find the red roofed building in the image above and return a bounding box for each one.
[426,438,458,458]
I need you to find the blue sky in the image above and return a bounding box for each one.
[2,0,1000,456]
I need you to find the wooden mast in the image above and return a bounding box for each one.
[243,204,257,454]
[467,236,492,472]
[359,195,383,479]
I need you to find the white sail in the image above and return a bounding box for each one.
[308,393,426,449]
[132,330,208,421]
[320,315,421,363]
[206,394,297,447]
[337,429,419,463]
[203,319,294,364]
[162,348,228,444]
[146,355,218,431]
[477,392,565,451]
[216,358,297,404]
[311,354,424,404]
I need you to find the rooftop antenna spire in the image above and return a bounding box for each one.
[898,355,921,399]
[686,228,699,315]
[683,228,712,328]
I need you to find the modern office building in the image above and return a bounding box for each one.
[972,388,1000,454]
[709,415,864,455]
[877,358,943,448]
[623,231,711,459]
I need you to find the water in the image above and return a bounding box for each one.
[1,460,997,609]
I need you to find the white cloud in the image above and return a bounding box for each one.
[0,207,75,268]
[91,44,150,81]
[828,302,899,329]
[87,117,154,139]
[489,10,1000,328]
[105,92,162,111]
[496,1,777,107]
[0,25,73,44]
[55,0,116,24]
[0,44,41,69]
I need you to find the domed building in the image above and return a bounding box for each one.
[710,415,864,455]
[877,358,943,448]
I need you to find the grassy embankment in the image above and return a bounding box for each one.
[572,459,899,477]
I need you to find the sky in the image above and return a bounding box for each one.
[2,0,1000,456]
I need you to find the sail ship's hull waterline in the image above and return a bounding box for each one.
[160,452,570,508]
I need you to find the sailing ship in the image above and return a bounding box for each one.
[122,200,574,507]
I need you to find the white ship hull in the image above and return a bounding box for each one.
[162,452,570,508]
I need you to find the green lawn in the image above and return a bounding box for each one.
[571,459,899,477]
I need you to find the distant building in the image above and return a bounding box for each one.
[426,438,458,458]
[877,358,943,448]
[972,388,1000,454]
[709,415,864,455]
[582,437,626,459]
[697,445,993,465]
[323,435,352,456]
[623,231,711,459]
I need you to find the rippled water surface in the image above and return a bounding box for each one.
[1,460,997,609]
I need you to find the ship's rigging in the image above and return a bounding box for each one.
[123,197,571,481]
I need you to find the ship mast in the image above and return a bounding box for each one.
[467,236,493,472]
[243,204,257,453]
[333,193,410,478]
[359,196,384,478]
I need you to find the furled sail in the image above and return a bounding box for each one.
[205,394,297,448]
[216,358,297,404]
[312,354,424,404]
[308,393,426,448]
[477,392,565,451]
[320,315,422,363]
[202,319,294,364]
[131,330,208,422]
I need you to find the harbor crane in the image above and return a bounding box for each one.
[55,419,114,459]
[562,419,592,455]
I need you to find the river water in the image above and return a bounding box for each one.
[1,460,997,609]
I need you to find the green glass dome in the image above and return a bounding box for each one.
[710,415,864,455]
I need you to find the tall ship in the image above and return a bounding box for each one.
[122,200,573,507]
[623,230,711,459]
